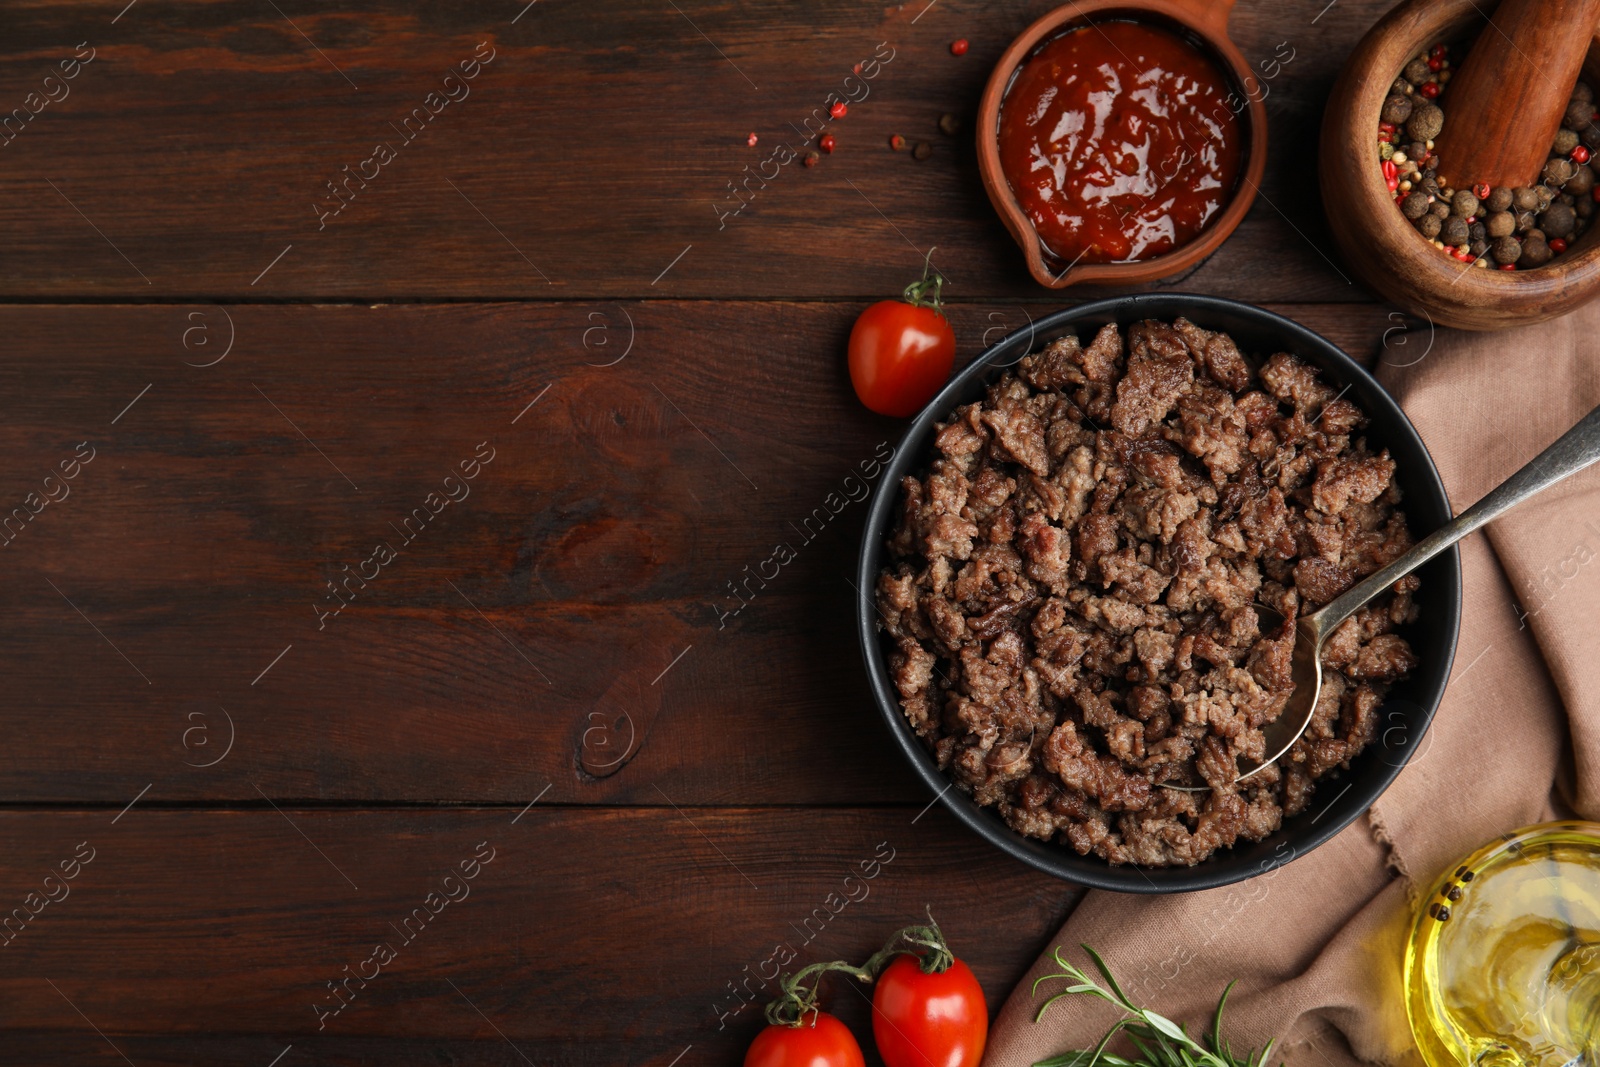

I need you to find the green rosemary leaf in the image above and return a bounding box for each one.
[1085,1018,1132,1067]
[1211,980,1236,1055]
[1082,944,1135,1008]
[1142,1011,1193,1047]
[1034,1052,1139,1067]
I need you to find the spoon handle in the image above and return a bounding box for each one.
[1310,402,1600,638]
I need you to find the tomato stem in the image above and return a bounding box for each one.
[902,247,947,315]
[864,907,955,975]
[760,909,956,1026]
[764,960,874,1027]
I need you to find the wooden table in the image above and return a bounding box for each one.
[0,1,1412,1062]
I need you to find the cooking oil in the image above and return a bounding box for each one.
[1404,821,1600,1067]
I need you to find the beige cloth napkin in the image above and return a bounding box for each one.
[982,306,1600,1067]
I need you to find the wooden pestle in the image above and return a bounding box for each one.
[1433,0,1600,191]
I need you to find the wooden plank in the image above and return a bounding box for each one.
[0,0,1390,300]
[0,807,1081,1064]
[0,300,1403,804]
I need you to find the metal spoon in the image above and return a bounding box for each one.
[1173,402,1600,792]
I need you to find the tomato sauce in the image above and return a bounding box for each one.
[998,21,1243,265]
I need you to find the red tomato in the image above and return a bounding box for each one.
[871,955,987,1067]
[745,1011,866,1067]
[848,299,955,418]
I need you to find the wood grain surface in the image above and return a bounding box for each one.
[0,0,1376,301]
[0,0,1422,1061]
[0,301,1399,806]
[0,808,1077,1063]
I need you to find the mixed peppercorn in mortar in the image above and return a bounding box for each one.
[1380,42,1597,270]
[876,320,1422,867]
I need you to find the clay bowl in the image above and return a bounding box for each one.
[1321,0,1600,330]
[975,0,1268,289]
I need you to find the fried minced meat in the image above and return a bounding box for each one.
[878,319,1420,866]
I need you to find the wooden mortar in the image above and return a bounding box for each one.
[1433,0,1600,191]
[1321,0,1600,330]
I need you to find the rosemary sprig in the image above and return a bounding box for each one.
[1031,945,1280,1067]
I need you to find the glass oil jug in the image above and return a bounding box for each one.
[1404,821,1599,1067]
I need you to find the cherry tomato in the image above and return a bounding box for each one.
[848,260,955,418]
[745,1011,866,1067]
[871,955,987,1067]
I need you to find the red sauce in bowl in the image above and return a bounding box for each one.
[998,21,1244,266]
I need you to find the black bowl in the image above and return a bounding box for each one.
[856,294,1462,893]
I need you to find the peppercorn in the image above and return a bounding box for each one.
[1380,141,1395,161]
[1393,78,1412,96]
[1409,140,1429,161]
[1554,128,1581,155]
[1421,81,1441,99]
[1468,220,1487,242]
[1486,186,1513,212]
[1543,158,1576,186]
[1403,58,1430,84]
[1407,102,1444,141]
[1430,199,1452,219]
[911,141,932,161]
[1566,99,1594,130]
[1485,210,1515,237]
[1514,210,1538,233]
[1550,236,1569,253]
[1584,123,1600,149]
[1401,191,1430,219]
[1382,94,1414,125]
[889,133,906,151]
[803,149,820,167]
[1469,238,1488,257]
[1574,145,1593,165]
[1418,213,1442,238]
[1578,196,1595,218]
[1526,228,1546,243]
[1536,185,1557,210]
[949,38,968,56]
[1442,216,1470,245]
[1491,235,1522,264]
[938,113,961,136]
[1575,82,1595,103]
[1451,189,1479,216]
[1519,237,1553,268]
[1513,186,1540,211]
[1541,200,1577,238]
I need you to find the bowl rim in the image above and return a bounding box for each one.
[974,0,1269,289]
[855,293,1463,893]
